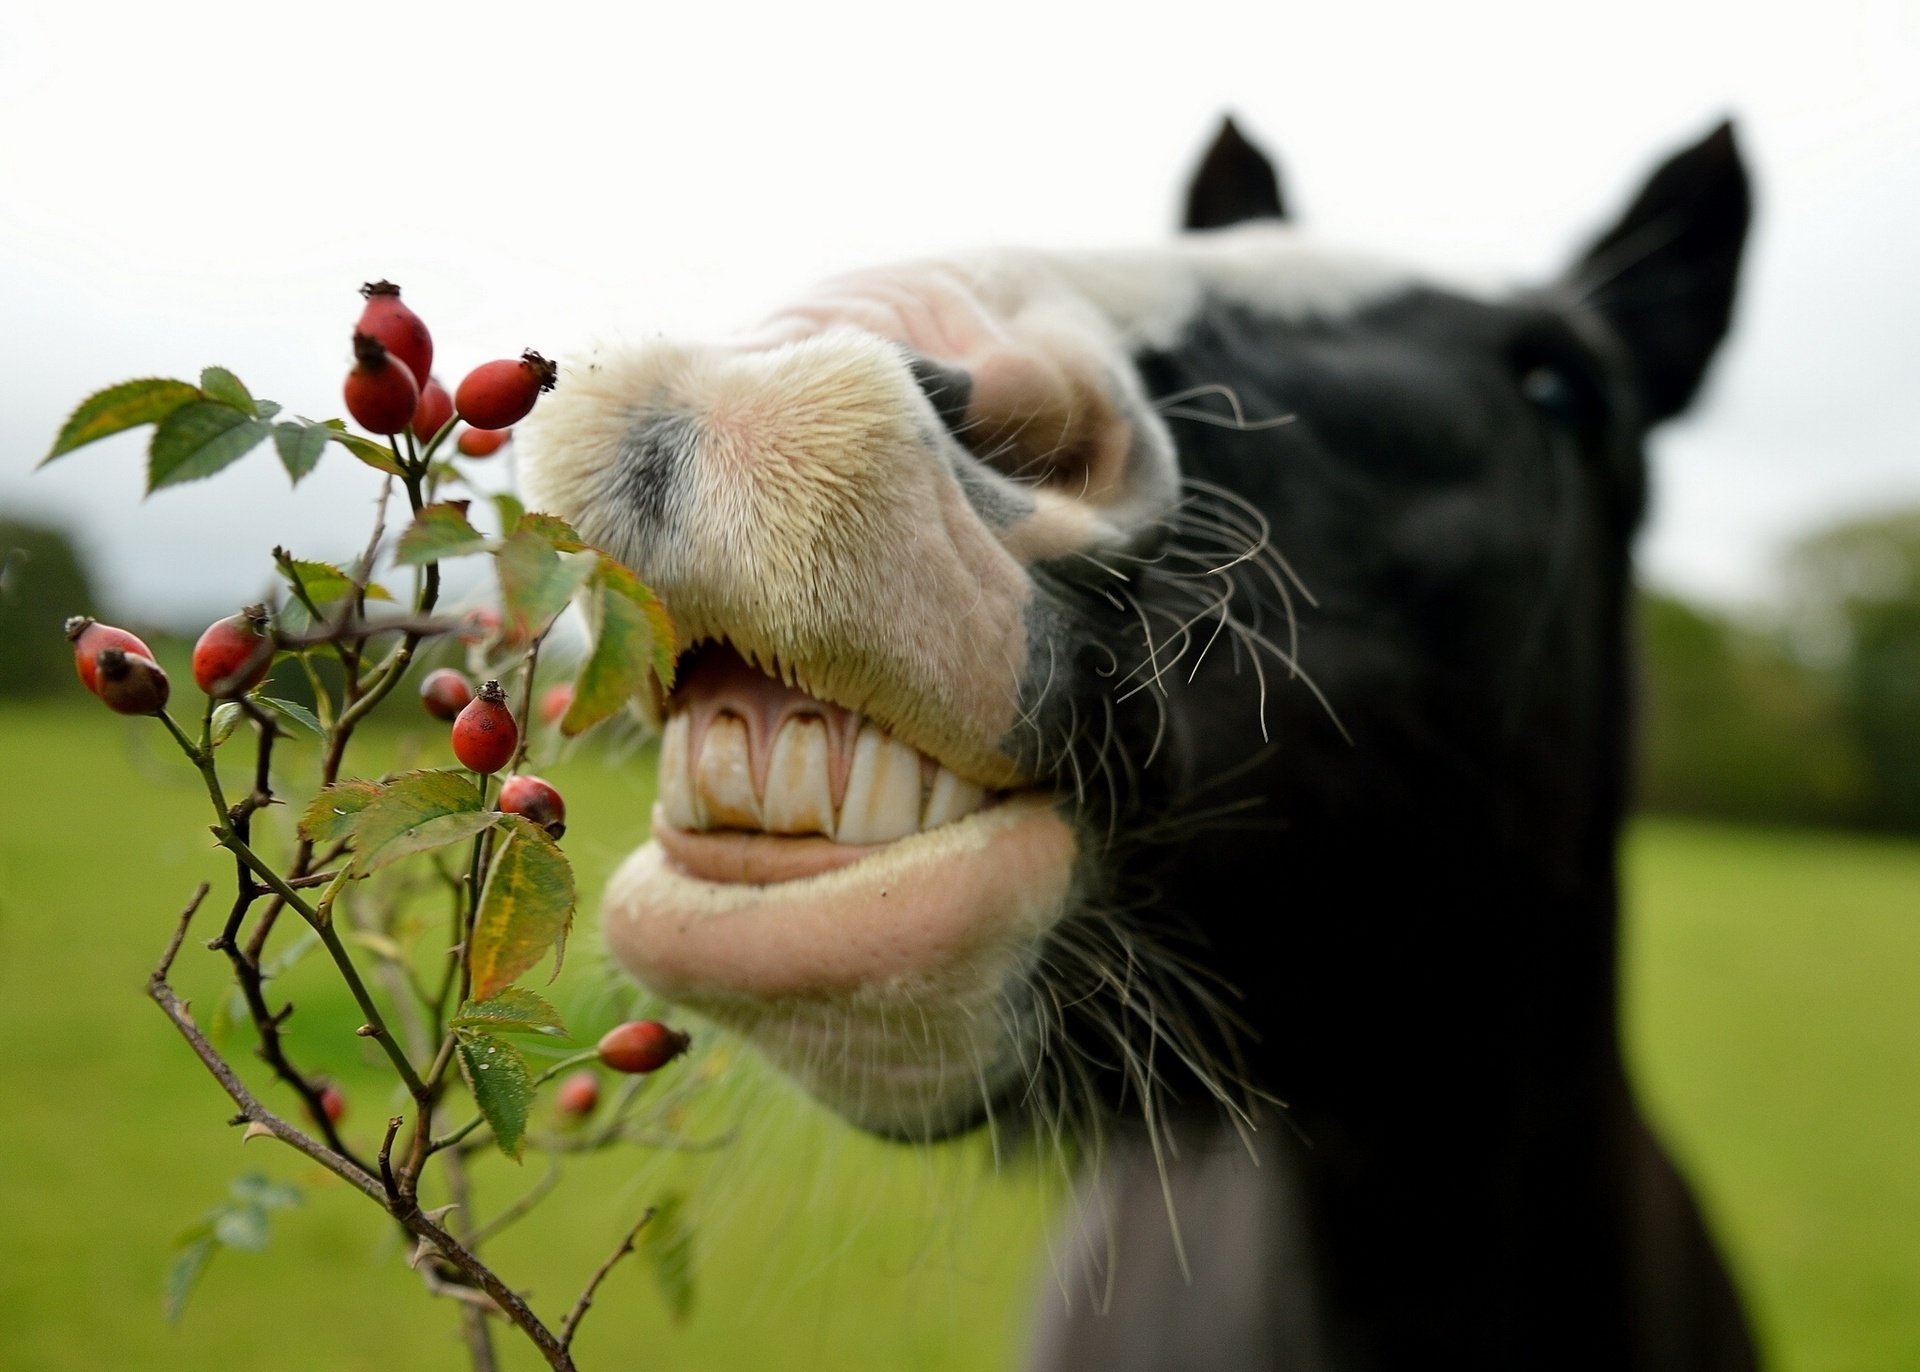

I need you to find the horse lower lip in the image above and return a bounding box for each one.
[652,811,885,884]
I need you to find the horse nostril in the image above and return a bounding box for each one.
[905,352,975,438]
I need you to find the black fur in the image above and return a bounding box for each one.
[1185,116,1289,230]
[1019,122,1757,1369]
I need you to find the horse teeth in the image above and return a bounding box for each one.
[694,714,761,830]
[762,716,837,839]
[835,726,924,844]
[922,767,987,830]
[658,712,699,829]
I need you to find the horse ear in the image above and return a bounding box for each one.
[1184,116,1288,231]
[1569,119,1753,424]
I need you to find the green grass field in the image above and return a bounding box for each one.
[2,697,1917,1370]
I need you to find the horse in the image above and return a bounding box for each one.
[519,115,1756,1370]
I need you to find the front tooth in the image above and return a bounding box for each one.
[763,716,837,839]
[836,727,923,844]
[695,714,761,830]
[658,713,699,830]
[921,766,987,830]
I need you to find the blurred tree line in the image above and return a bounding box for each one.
[6,510,1920,832]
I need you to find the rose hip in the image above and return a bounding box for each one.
[555,1070,600,1120]
[192,604,273,697]
[456,427,511,458]
[344,333,420,435]
[498,774,565,838]
[455,351,558,430]
[539,682,574,726]
[419,667,474,721]
[356,281,432,388]
[596,1020,690,1074]
[317,1082,347,1125]
[65,616,154,696]
[451,680,517,774]
[95,648,171,715]
[411,377,454,441]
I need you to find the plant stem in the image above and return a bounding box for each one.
[431,1048,601,1154]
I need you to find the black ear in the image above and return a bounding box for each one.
[1184,116,1288,231]
[1570,120,1752,424]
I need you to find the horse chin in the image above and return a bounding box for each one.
[601,794,1077,1139]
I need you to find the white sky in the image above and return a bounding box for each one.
[3,0,1915,623]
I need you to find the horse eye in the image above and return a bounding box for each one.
[1520,365,1579,421]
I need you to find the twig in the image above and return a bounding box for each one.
[559,1210,654,1351]
[467,1157,563,1249]
[147,907,574,1368]
[379,1115,403,1200]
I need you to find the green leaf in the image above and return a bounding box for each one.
[279,557,392,604]
[229,1173,301,1211]
[395,501,490,565]
[298,778,382,844]
[321,419,408,476]
[272,421,330,484]
[209,701,245,747]
[468,816,575,1002]
[147,401,273,491]
[258,696,322,737]
[495,528,593,643]
[163,1231,216,1324]
[198,366,256,415]
[451,986,568,1038]
[456,1029,534,1160]
[514,511,587,553]
[349,770,493,874]
[562,557,677,736]
[641,1194,695,1322]
[43,377,199,464]
[492,492,526,534]
[255,399,283,420]
[213,1203,269,1252]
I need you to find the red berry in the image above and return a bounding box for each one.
[555,1070,600,1120]
[498,774,566,838]
[459,606,502,645]
[455,351,558,430]
[192,604,273,698]
[419,667,474,721]
[412,377,454,441]
[344,332,420,435]
[539,682,574,726]
[596,1020,690,1074]
[94,648,171,715]
[65,616,155,696]
[318,1082,347,1125]
[356,281,432,389]
[451,679,517,774]
[456,426,511,458]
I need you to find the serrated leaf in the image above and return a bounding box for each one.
[562,557,676,736]
[163,1231,216,1325]
[272,422,330,484]
[258,696,323,737]
[456,1029,533,1160]
[321,419,408,476]
[198,366,256,415]
[213,1203,269,1252]
[451,986,568,1038]
[349,770,490,874]
[209,701,244,747]
[495,529,593,644]
[395,502,489,565]
[641,1194,695,1322]
[147,401,273,491]
[492,492,526,534]
[514,511,586,553]
[279,557,393,604]
[468,816,575,1002]
[255,399,283,420]
[229,1174,301,1211]
[43,377,199,464]
[298,778,383,843]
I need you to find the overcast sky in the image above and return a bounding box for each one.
[3,1,1915,624]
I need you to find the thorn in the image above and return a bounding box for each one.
[242,1122,275,1144]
